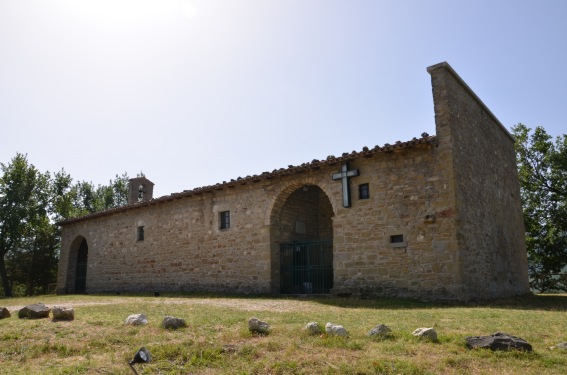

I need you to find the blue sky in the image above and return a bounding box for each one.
[1,0,566,197]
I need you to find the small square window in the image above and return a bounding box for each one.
[220,211,230,229]
[137,226,145,241]
[390,234,404,243]
[389,234,407,248]
[359,183,369,199]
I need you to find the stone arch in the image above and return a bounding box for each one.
[65,235,88,294]
[266,179,338,226]
[269,182,335,294]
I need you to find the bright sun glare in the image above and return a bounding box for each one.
[181,2,197,20]
[65,0,197,24]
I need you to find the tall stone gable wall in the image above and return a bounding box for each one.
[57,62,530,301]
[428,62,530,300]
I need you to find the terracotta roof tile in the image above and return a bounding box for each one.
[59,133,436,225]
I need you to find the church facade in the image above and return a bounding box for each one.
[57,62,530,301]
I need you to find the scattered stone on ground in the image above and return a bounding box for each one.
[325,322,348,337]
[412,327,438,341]
[18,303,50,319]
[161,316,187,330]
[125,313,148,326]
[248,317,270,334]
[52,306,74,321]
[367,324,392,338]
[0,307,10,319]
[466,332,532,352]
[304,322,322,335]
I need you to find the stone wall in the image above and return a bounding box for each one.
[427,62,530,300]
[58,140,463,300]
[128,176,154,204]
[59,185,273,294]
[278,187,333,243]
[330,145,463,300]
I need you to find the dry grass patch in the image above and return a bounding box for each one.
[0,294,566,374]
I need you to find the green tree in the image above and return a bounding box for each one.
[6,215,58,296]
[70,173,129,216]
[50,169,76,222]
[0,153,130,297]
[95,172,130,211]
[0,153,50,297]
[512,124,567,292]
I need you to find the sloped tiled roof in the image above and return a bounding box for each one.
[59,133,436,225]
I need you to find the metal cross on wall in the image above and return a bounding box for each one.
[332,162,359,208]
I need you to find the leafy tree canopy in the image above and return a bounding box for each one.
[0,153,129,297]
[512,124,567,292]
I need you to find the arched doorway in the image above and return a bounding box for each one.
[75,239,88,293]
[271,184,334,294]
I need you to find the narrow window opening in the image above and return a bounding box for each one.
[359,183,370,199]
[220,211,230,229]
[137,226,145,241]
[138,184,145,202]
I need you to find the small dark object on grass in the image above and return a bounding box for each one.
[128,347,151,374]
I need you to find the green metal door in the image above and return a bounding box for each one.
[280,239,333,294]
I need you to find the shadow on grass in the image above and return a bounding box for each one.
[7,291,567,312]
[165,291,567,311]
[310,293,567,311]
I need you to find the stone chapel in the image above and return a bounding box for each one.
[56,62,530,301]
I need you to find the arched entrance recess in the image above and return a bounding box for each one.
[66,236,88,293]
[270,184,334,294]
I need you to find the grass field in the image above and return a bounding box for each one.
[1,294,566,374]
